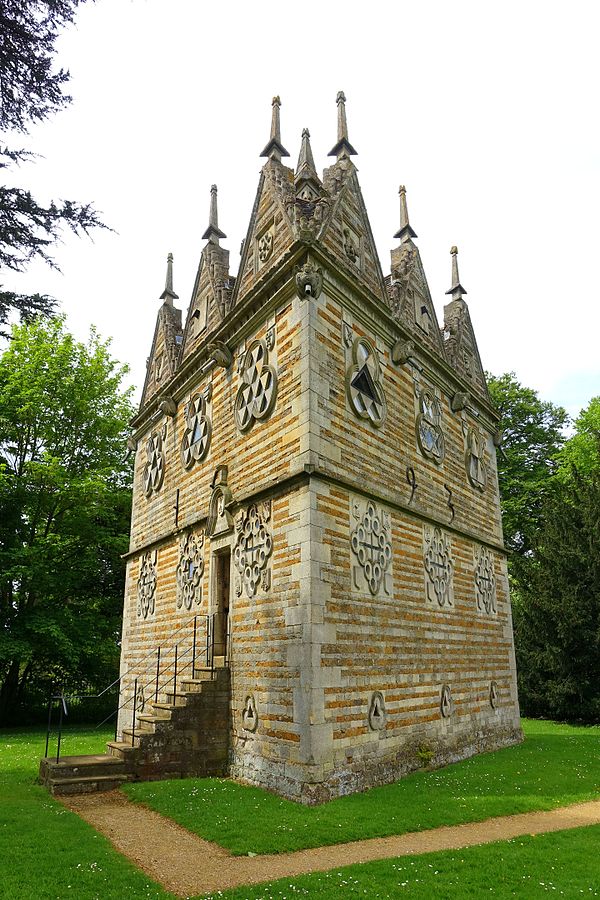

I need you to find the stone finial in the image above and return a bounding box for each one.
[328,90,358,159]
[260,95,290,160]
[201,184,227,244]
[294,127,323,194]
[393,185,418,241]
[159,252,179,304]
[445,245,468,299]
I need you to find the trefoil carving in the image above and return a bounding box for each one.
[368,691,386,731]
[416,387,445,464]
[233,504,273,598]
[464,425,488,491]
[137,551,157,619]
[176,531,205,610]
[346,337,386,427]
[181,393,211,469]
[424,526,453,607]
[489,681,499,709]
[440,684,453,718]
[234,338,278,432]
[143,427,166,497]
[242,694,258,732]
[350,500,392,596]
[475,546,497,615]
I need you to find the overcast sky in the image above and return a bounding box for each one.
[4,0,599,418]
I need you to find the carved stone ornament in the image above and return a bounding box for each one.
[343,227,359,263]
[440,683,453,718]
[207,467,234,537]
[176,531,205,610]
[391,337,416,367]
[346,337,386,427]
[242,694,258,732]
[294,262,323,301]
[233,504,273,598]
[368,691,386,731]
[135,683,146,714]
[265,325,275,352]
[342,322,353,348]
[350,500,392,596]
[143,427,166,497]
[489,680,499,710]
[207,341,233,369]
[416,388,445,464]
[137,551,157,619]
[234,338,278,432]
[464,426,488,492]
[257,229,273,264]
[181,393,211,470]
[424,526,453,607]
[475,546,497,615]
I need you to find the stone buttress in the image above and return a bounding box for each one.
[117,93,521,803]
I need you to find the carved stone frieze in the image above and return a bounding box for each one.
[137,551,157,619]
[234,339,278,432]
[350,500,392,596]
[143,426,166,497]
[176,531,205,610]
[424,526,453,607]
[181,393,211,470]
[475,546,497,615]
[346,336,386,427]
[233,504,273,598]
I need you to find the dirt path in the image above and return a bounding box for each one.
[61,791,600,898]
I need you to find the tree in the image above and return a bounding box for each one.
[487,372,568,566]
[0,0,105,334]
[559,396,600,477]
[513,462,600,722]
[0,317,133,723]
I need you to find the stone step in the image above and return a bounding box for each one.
[120,728,142,747]
[47,773,131,796]
[106,740,137,760]
[40,754,128,782]
[162,692,189,707]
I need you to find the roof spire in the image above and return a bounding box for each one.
[201,184,227,244]
[328,90,357,159]
[393,185,418,241]
[159,252,179,305]
[260,95,290,160]
[445,245,468,300]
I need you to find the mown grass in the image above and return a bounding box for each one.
[201,824,600,898]
[0,726,173,899]
[124,719,600,855]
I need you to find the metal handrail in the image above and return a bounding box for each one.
[45,611,226,762]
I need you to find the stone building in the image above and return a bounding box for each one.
[116,93,521,803]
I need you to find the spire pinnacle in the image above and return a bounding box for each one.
[328,90,357,159]
[445,245,468,299]
[393,185,418,241]
[159,252,179,304]
[260,95,290,160]
[201,184,227,244]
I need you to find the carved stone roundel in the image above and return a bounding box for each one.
[181,394,211,469]
[137,551,157,619]
[351,501,392,595]
[176,531,205,610]
[234,339,278,432]
[346,337,386,427]
[143,430,165,496]
[233,504,273,597]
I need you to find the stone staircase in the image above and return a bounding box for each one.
[40,664,230,796]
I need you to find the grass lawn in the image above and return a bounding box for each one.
[201,825,600,898]
[0,725,173,899]
[124,718,600,855]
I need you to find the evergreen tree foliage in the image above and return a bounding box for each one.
[513,463,600,722]
[0,0,105,334]
[0,317,133,722]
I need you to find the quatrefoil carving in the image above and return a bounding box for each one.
[181,393,211,469]
[234,339,278,432]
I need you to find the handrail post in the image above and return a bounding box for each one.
[45,698,52,758]
[174,645,178,701]
[114,687,120,742]
[205,615,209,668]
[56,698,64,763]
[154,646,161,703]
[192,616,197,678]
[132,678,138,747]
